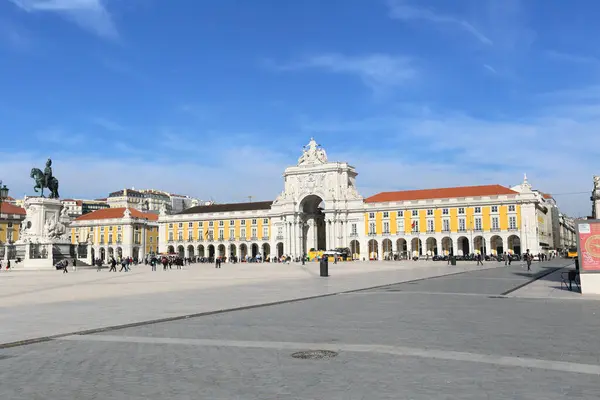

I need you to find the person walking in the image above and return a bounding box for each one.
[109,257,117,272]
[72,258,77,272]
[96,258,102,272]
[525,250,532,271]
[476,253,483,266]
[62,259,69,273]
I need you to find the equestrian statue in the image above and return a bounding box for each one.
[30,158,60,199]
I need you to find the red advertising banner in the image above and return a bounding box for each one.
[578,221,600,272]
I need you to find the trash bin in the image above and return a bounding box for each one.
[320,257,329,277]
[450,256,456,266]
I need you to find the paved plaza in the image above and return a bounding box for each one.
[2,257,597,399]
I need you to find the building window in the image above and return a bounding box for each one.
[178,232,183,241]
[219,220,224,226]
[412,221,419,232]
[149,236,153,243]
[509,216,517,229]
[178,223,183,228]
[427,219,434,232]
[209,221,213,227]
[230,228,235,239]
[382,211,389,219]
[241,228,246,238]
[188,222,193,228]
[241,220,246,226]
[263,218,269,224]
[117,225,122,231]
[351,223,357,235]
[508,205,516,212]
[207,230,214,240]
[475,217,482,231]
[397,219,404,232]
[277,227,283,237]
[262,227,268,238]
[474,207,481,214]
[229,220,235,225]
[219,229,224,240]
[492,217,499,230]
[459,218,466,231]
[443,219,450,232]
[169,223,173,228]
[369,212,375,219]
[427,209,433,216]
[369,222,376,234]
[397,211,404,217]
[100,234,105,244]
[458,208,465,214]
[108,234,113,244]
[199,230,204,240]
[251,228,257,238]
[412,210,418,217]
[252,219,257,225]
[383,221,390,234]
[188,230,192,239]
[491,206,498,213]
[117,234,122,243]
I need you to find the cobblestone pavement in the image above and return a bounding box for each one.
[1,258,595,399]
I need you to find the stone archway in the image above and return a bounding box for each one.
[350,240,360,260]
[396,238,407,257]
[508,235,521,255]
[251,243,259,258]
[441,237,453,255]
[208,244,215,259]
[133,247,140,261]
[240,243,248,259]
[187,245,195,259]
[117,247,123,259]
[490,236,503,255]
[457,236,469,256]
[167,245,174,254]
[99,247,105,261]
[299,194,326,254]
[229,244,237,258]
[197,245,205,258]
[262,243,270,259]
[218,244,226,258]
[382,238,393,260]
[177,245,184,258]
[474,236,486,255]
[426,237,437,256]
[411,238,422,257]
[368,239,378,260]
[277,242,284,258]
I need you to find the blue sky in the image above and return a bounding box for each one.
[0,0,598,216]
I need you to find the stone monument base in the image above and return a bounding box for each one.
[12,197,73,270]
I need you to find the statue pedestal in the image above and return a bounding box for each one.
[14,197,73,270]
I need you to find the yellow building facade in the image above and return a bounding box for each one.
[0,203,25,246]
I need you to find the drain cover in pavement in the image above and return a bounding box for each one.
[291,350,338,360]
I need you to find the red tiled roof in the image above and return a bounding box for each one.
[75,207,158,222]
[365,185,518,203]
[0,202,26,215]
[542,193,553,199]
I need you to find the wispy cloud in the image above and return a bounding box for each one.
[35,128,86,146]
[0,20,32,51]
[9,0,117,39]
[387,0,492,45]
[268,53,416,92]
[483,64,497,73]
[91,117,125,132]
[546,50,599,64]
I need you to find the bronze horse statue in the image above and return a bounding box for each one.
[30,168,60,199]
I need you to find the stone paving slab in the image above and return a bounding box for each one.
[2,273,600,399]
[0,260,498,346]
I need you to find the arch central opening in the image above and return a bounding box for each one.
[299,194,326,255]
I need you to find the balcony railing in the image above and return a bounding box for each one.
[441,229,450,233]
[474,228,483,232]
[261,236,269,241]
[368,232,377,236]
[426,230,435,234]
[458,229,466,233]
[349,232,358,237]
[251,236,258,241]
[229,237,236,241]
[276,235,284,240]
[490,228,501,232]
[508,228,518,231]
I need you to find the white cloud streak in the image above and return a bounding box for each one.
[9,0,117,38]
[387,0,493,45]
[269,53,416,92]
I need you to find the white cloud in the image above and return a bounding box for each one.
[387,0,493,45]
[483,64,497,73]
[9,0,117,38]
[269,53,416,92]
[546,50,599,64]
[91,117,125,132]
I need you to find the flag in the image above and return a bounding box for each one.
[411,222,416,228]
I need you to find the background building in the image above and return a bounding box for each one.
[0,202,25,245]
[107,188,207,214]
[70,207,159,262]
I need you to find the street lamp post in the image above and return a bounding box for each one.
[0,180,10,248]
